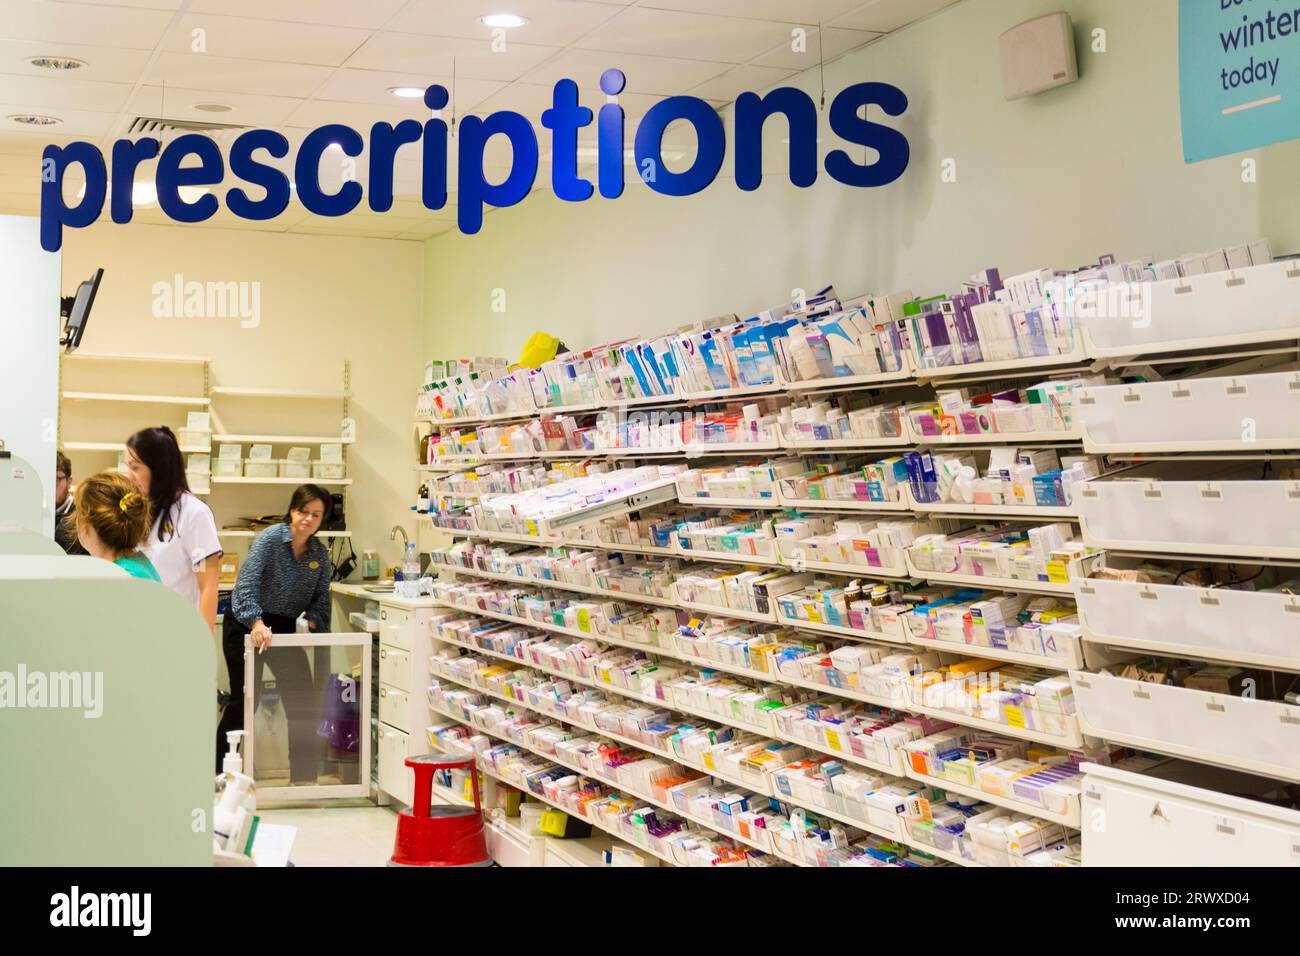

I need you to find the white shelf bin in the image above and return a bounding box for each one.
[1079,259,1300,357]
[1076,479,1300,559]
[1080,762,1300,867]
[1077,371,1300,453]
[1070,670,1300,784]
[1077,578,1300,672]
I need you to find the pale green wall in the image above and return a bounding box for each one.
[421,0,1300,360]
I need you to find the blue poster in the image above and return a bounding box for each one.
[1180,0,1300,162]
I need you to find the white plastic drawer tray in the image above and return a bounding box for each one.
[1081,763,1300,867]
[1077,370,1300,452]
[1079,259,1300,356]
[1077,479,1300,559]
[1070,670,1300,784]
[1077,578,1300,671]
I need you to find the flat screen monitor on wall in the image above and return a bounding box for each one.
[60,267,103,352]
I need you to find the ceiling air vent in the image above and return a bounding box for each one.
[125,115,248,139]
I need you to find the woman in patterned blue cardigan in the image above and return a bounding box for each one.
[216,485,333,780]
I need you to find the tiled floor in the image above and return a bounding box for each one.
[258,803,399,867]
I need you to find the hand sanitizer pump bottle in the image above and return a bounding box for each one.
[214,730,258,855]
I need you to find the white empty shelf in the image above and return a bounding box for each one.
[1071,669,1300,785]
[1077,370,1300,453]
[1076,478,1300,560]
[1076,577,1300,672]
[210,386,351,399]
[211,477,352,486]
[211,434,354,444]
[61,391,210,406]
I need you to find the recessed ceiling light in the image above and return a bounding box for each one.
[478,13,528,28]
[8,114,61,126]
[326,143,343,152]
[194,103,233,113]
[388,86,425,98]
[27,56,86,71]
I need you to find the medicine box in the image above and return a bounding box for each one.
[245,460,280,479]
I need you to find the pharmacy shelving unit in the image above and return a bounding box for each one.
[57,350,212,486]
[207,362,353,543]
[406,257,1300,866]
[425,647,975,867]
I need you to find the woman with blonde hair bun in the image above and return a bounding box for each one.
[72,471,162,582]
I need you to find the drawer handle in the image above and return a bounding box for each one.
[1205,701,1225,713]
[1132,688,1151,700]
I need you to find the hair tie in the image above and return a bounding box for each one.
[120,491,137,512]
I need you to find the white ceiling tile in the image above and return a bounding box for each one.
[750,26,880,70]
[0,153,45,177]
[575,7,795,64]
[0,73,133,113]
[0,190,40,213]
[144,52,334,98]
[126,86,304,127]
[283,97,442,130]
[312,69,505,115]
[45,0,184,10]
[161,14,372,67]
[388,0,624,48]
[186,0,409,30]
[395,227,451,240]
[829,0,961,33]
[0,105,118,137]
[0,39,152,84]
[637,0,862,25]
[288,223,407,238]
[469,83,682,122]
[517,47,730,97]
[685,63,797,102]
[347,32,562,82]
[0,129,85,154]
[0,0,176,48]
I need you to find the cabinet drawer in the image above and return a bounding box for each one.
[378,644,411,691]
[379,682,411,732]
[377,723,412,807]
[379,605,413,651]
[486,820,542,867]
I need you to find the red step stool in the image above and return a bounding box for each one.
[389,754,492,867]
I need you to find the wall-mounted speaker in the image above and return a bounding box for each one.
[999,12,1079,101]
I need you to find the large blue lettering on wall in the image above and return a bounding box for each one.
[38,72,910,252]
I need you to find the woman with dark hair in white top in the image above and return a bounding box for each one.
[126,426,222,629]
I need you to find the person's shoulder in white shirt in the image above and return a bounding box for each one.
[145,491,222,605]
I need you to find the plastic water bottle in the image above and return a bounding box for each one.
[399,542,421,598]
